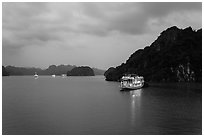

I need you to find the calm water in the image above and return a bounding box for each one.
[2,76,202,135]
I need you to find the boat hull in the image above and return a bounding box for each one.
[120,84,143,91]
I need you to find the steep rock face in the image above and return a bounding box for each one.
[105,26,202,82]
[67,66,95,76]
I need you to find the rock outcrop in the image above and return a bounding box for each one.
[67,66,95,76]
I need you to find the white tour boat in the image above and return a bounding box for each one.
[120,74,144,90]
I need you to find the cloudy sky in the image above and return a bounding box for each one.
[2,2,202,70]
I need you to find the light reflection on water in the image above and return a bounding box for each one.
[130,89,142,127]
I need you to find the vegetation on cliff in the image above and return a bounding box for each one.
[104,26,202,82]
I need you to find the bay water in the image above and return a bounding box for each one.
[2,76,202,135]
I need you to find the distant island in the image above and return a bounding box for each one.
[2,66,9,76]
[104,26,202,82]
[67,66,95,76]
[2,64,105,76]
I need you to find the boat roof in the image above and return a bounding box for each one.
[121,74,144,80]
[123,74,138,77]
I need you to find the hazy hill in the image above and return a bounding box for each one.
[44,64,76,75]
[4,65,105,76]
[5,66,43,75]
[92,67,105,75]
[104,26,202,82]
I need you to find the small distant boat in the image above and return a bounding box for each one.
[34,72,38,78]
[61,74,66,78]
[52,74,56,77]
[120,74,144,90]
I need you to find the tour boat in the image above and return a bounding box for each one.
[52,74,56,77]
[120,74,144,90]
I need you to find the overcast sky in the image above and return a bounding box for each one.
[2,2,202,70]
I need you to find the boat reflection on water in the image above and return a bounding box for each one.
[129,89,142,127]
[34,72,38,79]
[130,89,142,97]
[120,88,143,127]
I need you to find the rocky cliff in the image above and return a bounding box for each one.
[104,26,202,82]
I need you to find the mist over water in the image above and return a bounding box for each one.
[2,76,201,135]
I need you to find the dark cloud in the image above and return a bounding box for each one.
[141,2,201,17]
[3,2,202,45]
[2,2,202,69]
[79,2,201,35]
